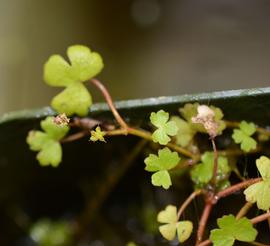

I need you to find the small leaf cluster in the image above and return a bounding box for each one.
[144,148,180,189]
[210,215,257,246]
[244,156,270,210]
[157,205,193,243]
[171,103,225,147]
[232,121,257,152]
[27,116,69,167]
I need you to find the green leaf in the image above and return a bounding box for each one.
[191,152,230,186]
[157,205,178,224]
[256,156,270,180]
[179,103,226,135]
[41,116,69,140]
[90,126,106,142]
[151,170,171,189]
[44,45,103,116]
[171,116,195,147]
[176,221,193,243]
[244,156,270,210]
[37,140,62,167]
[145,147,180,171]
[210,215,257,246]
[232,121,257,152]
[144,148,180,189]
[239,121,256,136]
[150,110,178,145]
[159,223,177,241]
[157,205,193,243]
[51,82,92,116]
[27,117,69,167]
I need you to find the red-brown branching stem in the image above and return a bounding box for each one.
[196,178,262,245]
[90,78,128,131]
[196,201,213,245]
[177,190,202,219]
[216,178,262,200]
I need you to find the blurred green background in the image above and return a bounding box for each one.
[1,0,270,114]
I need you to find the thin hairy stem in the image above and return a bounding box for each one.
[90,78,128,130]
[177,190,202,219]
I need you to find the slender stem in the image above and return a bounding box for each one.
[251,211,270,224]
[196,201,213,245]
[61,131,89,143]
[90,78,128,131]
[210,138,218,187]
[236,202,253,219]
[177,190,202,219]
[106,127,196,159]
[216,178,262,201]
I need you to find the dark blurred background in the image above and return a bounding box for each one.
[1,0,270,114]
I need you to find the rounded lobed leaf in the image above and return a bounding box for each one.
[256,156,270,180]
[151,170,172,189]
[176,221,193,243]
[51,82,92,116]
[210,215,257,246]
[159,224,176,241]
[37,140,62,167]
[157,205,178,224]
[150,110,178,145]
[44,45,104,87]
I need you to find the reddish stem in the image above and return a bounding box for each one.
[196,201,213,245]
[251,211,270,224]
[177,190,202,219]
[216,178,262,201]
[90,78,128,131]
